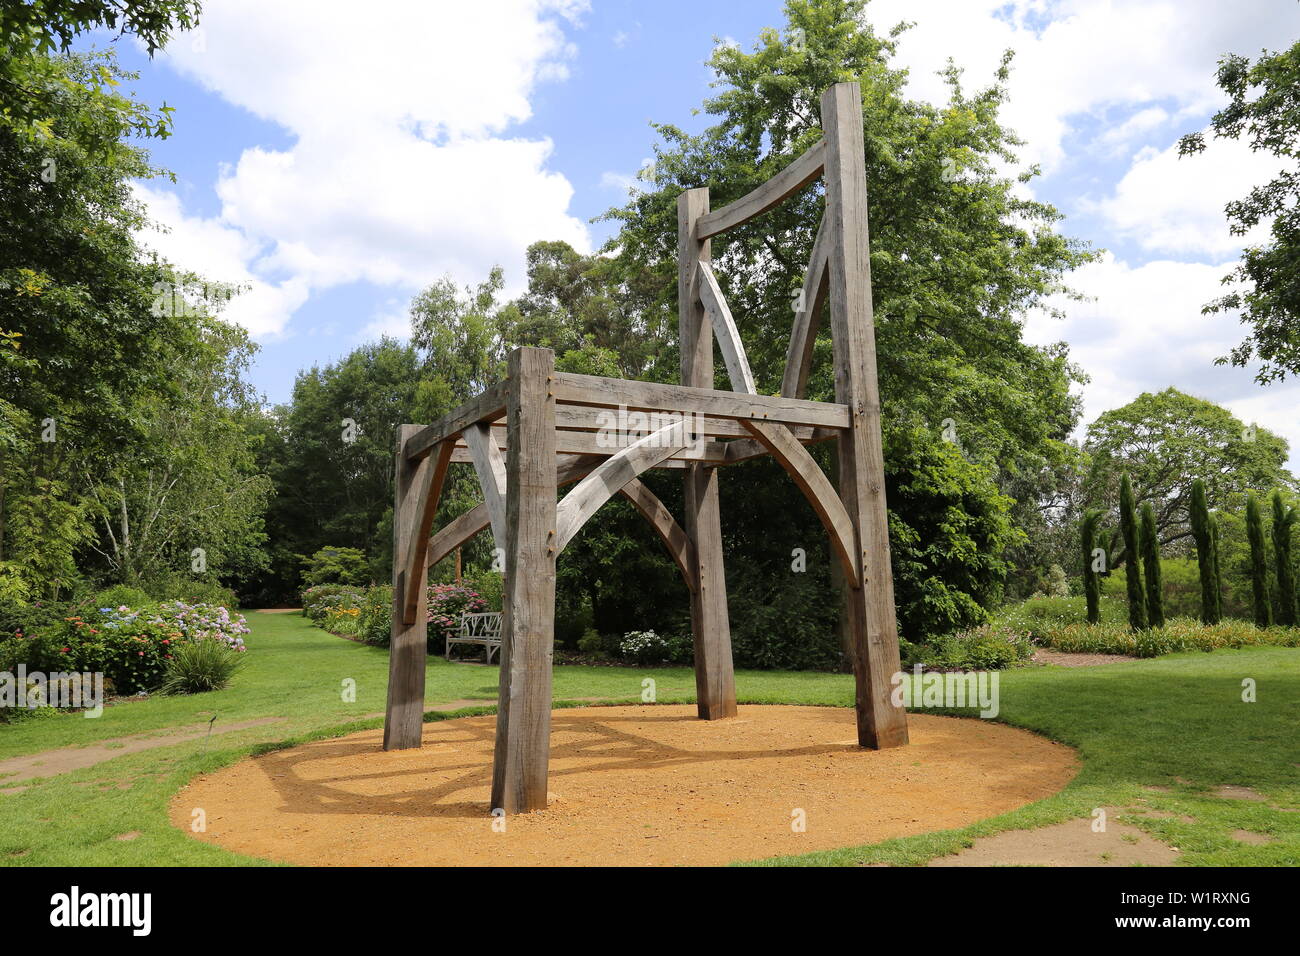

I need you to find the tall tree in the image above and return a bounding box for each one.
[597,0,1093,638]
[1139,501,1165,628]
[1084,389,1292,556]
[1080,508,1104,625]
[1178,40,1300,384]
[1245,493,1273,626]
[1272,489,1298,626]
[1119,473,1147,631]
[1190,478,1221,624]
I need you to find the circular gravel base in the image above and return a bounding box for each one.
[171,705,1077,866]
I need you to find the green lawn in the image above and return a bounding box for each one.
[0,611,1296,866]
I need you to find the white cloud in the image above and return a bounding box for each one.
[133,184,309,338]
[140,0,592,339]
[1025,253,1300,468]
[863,0,1300,175]
[1086,132,1284,256]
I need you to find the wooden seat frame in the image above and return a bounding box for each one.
[383,82,909,814]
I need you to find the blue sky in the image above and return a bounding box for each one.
[86,0,1300,465]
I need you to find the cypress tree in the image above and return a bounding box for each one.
[1190,478,1220,624]
[1246,493,1273,626]
[1081,509,1103,624]
[1271,489,1297,626]
[1119,473,1147,630]
[1209,513,1224,623]
[1139,502,1164,628]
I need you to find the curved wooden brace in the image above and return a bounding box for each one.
[743,419,860,583]
[555,424,689,555]
[463,422,508,552]
[400,438,455,624]
[781,213,831,399]
[618,477,696,591]
[696,261,757,395]
[695,139,826,240]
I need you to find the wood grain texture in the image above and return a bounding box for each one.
[456,423,733,464]
[463,422,508,553]
[554,423,688,554]
[400,438,454,624]
[782,213,831,399]
[490,347,559,813]
[552,372,849,430]
[384,424,430,751]
[696,261,757,394]
[403,383,506,461]
[695,138,825,239]
[679,187,738,721]
[822,81,908,749]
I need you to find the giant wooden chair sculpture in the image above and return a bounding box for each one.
[383,82,908,814]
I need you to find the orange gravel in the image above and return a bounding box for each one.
[171,705,1077,866]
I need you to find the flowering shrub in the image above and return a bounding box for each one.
[616,629,689,666]
[300,583,488,650]
[301,584,365,623]
[427,584,487,647]
[0,603,249,696]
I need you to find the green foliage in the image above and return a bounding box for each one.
[0,1,199,147]
[1080,509,1103,624]
[1271,489,1297,625]
[0,603,249,696]
[301,547,370,588]
[1178,40,1300,383]
[1189,478,1223,624]
[885,428,1021,640]
[1118,473,1147,631]
[357,585,393,647]
[1246,493,1273,627]
[912,623,1035,670]
[1031,617,1300,658]
[1085,389,1289,556]
[1139,502,1165,628]
[160,640,244,695]
[93,585,152,611]
[616,630,692,666]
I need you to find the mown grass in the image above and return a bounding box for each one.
[1,612,1296,866]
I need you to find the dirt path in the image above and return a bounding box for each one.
[172,705,1079,866]
[0,717,287,788]
[1032,649,1141,667]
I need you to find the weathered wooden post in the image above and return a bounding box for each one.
[490,346,559,812]
[677,187,738,720]
[821,81,909,748]
[383,423,431,750]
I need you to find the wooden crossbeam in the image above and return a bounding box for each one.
[452,423,732,463]
[552,372,849,430]
[696,261,757,394]
[695,139,826,240]
[403,383,507,461]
